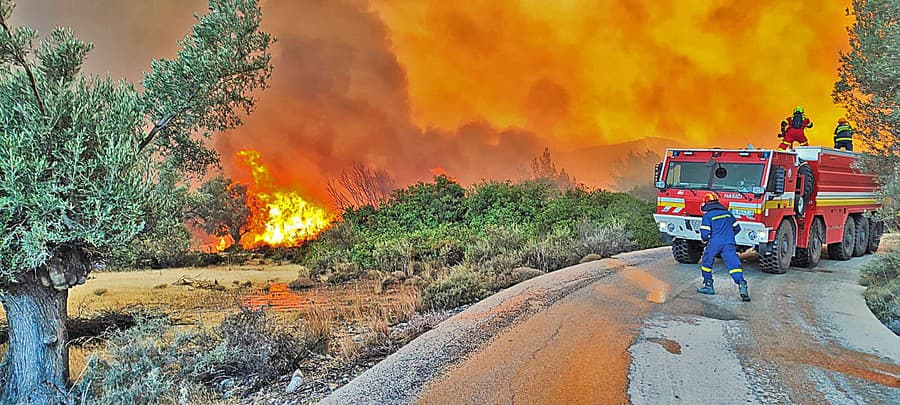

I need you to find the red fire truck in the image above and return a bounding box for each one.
[652,146,883,273]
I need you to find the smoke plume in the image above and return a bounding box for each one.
[16,0,853,203]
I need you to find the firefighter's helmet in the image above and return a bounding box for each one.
[794,106,804,114]
[838,117,848,124]
[703,192,719,204]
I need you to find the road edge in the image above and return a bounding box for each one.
[322,247,671,404]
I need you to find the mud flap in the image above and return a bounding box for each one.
[756,242,773,256]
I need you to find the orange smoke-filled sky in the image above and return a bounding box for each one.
[16,0,853,202]
[376,0,851,146]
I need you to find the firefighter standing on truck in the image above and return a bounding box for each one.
[777,106,813,151]
[696,192,750,301]
[834,117,853,151]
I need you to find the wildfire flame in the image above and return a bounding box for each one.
[238,150,333,247]
[430,167,459,183]
[215,237,229,252]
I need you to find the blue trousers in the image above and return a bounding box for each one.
[700,242,745,283]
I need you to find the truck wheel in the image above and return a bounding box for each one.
[853,216,868,257]
[672,238,703,264]
[827,216,855,260]
[792,217,824,268]
[867,220,884,253]
[760,220,794,274]
[795,164,815,217]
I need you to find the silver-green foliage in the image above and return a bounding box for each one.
[833,0,899,224]
[0,0,272,286]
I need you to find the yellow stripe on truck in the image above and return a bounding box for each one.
[763,199,794,209]
[815,198,878,207]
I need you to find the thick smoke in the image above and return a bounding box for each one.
[16,0,853,203]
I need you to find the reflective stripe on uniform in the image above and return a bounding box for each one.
[729,268,743,274]
[700,225,711,230]
[835,137,852,141]
[701,266,712,273]
[712,214,731,221]
[732,222,740,227]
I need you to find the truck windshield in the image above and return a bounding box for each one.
[665,162,765,192]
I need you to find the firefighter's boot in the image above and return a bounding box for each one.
[738,280,750,302]
[696,279,715,295]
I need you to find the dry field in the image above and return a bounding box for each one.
[0,263,424,383]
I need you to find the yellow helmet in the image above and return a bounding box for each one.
[793,106,804,114]
[838,117,848,124]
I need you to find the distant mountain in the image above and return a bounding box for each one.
[556,137,684,190]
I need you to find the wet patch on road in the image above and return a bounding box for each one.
[645,337,681,354]
[627,316,757,404]
[773,345,900,389]
[622,269,670,304]
[687,308,740,322]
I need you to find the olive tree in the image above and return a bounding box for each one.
[833,0,899,225]
[0,0,272,402]
[191,175,262,248]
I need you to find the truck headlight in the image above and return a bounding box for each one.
[748,230,758,241]
[667,223,676,232]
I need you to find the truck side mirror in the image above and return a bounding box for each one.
[772,167,786,195]
[654,162,664,189]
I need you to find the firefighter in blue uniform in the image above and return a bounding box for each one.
[697,192,750,301]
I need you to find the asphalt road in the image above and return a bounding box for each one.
[325,247,900,404]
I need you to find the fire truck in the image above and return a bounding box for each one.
[652,146,883,273]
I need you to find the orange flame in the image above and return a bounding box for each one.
[430,167,459,183]
[215,237,229,252]
[237,150,333,247]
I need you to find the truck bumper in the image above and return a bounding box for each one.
[653,214,770,246]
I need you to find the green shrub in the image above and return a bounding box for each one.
[78,309,309,403]
[578,218,639,257]
[302,178,655,287]
[203,309,304,389]
[523,228,581,271]
[372,237,416,274]
[303,239,351,276]
[76,317,216,404]
[325,262,363,285]
[465,180,554,230]
[465,226,530,269]
[600,194,661,249]
[493,267,545,289]
[422,268,491,310]
[860,248,900,333]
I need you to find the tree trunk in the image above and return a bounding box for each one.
[230,229,243,249]
[1,274,69,404]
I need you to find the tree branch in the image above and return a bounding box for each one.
[137,63,262,154]
[0,18,45,118]
[137,106,190,153]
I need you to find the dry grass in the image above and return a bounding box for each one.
[0,264,430,387]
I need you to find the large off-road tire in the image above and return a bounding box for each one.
[853,216,868,257]
[795,164,815,218]
[792,217,824,268]
[672,238,703,264]
[761,219,795,274]
[867,220,885,253]
[827,216,855,260]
